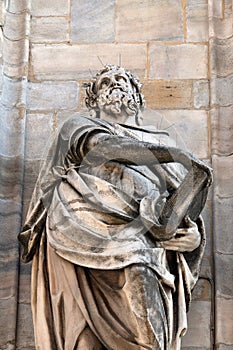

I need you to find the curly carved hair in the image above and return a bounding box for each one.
[84,64,145,118]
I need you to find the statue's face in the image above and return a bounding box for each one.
[95,68,139,120]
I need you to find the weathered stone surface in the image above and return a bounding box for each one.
[31,0,68,16]
[211,16,233,39]
[224,0,232,17]
[0,106,25,156]
[211,106,233,156]
[0,199,21,248]
[191,278,212,301]
[214,197,233,254]
[211,37,233,77]
[215,254,233,297]
[186,0,208,42]
[218,345,233,350]
[31,43,146,80]
[182,301,211,348]
[6,0,29,13]
[18,263,31,304]
[193,80,209,109]
[211,0,223,18]
[143,80,192,109]
[71,0,114,43]
[213,154,233,198]
[149,44,208,79]
[0,155,24,200]
[211,74,233,106]
[0,297,17,347]
[216,298,233,345]
[4,11,29,41]
[25,113,53,160]
[16,303,35,349]
[1,75,26,109]
[30,17,68,43]
[27,82,78,110]
[115,0,183,42]
[144,110,209,159]
[3,37,29,78]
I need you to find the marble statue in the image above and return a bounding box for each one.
[18,65,212,349]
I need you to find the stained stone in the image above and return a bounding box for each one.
[213,154,233,198]
[143,80,193,110]
[182,301,211,348]
[193,80,209,109]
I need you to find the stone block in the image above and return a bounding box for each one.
[0,297,17,347]
[224,0,232,17]
[211,106,233,156]
[1,75,27,109]
[27,82,78,110]
[149,44,208,79]
[212,0,223,18]
[3,37,29,78]
[18,263,31,304]
[186,0,208,42]
[216,298,233,345]
[0,199,21,248]
[115,0,183,42]
[211,16,233,39]
[218,345,233,350]
[215,253,233,298]
[0,155,23,200]
[4,11,29,40]
[15,303,35,349]
[142,80,192,110]
[211,37,233,77]
[191,278,211,301]
[200,256,212,279]
[182,301,211,348]
[31,43,147,80]
[211,74,233,106]
[30,17,68,43]
[213,154,233,197]
[193,80,209,109]
[31,0,68,16]
[6,0,29,13]
[214,197,233,254]
[25,113,53,160]
[144,110,209,159]
[71,0,114,43]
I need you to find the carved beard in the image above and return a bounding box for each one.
[97,87,139,118]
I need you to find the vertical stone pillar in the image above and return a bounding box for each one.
[209,0,233,348]
[0,0,30,348]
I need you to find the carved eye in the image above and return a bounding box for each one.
[99,78,111,90]
[115,75,127,84]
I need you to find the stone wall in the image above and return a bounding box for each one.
[0,0,232,349]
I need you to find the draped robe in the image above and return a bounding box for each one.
[18,113,206,350]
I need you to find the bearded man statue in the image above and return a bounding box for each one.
[18,65,212,350]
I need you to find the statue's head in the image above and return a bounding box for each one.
[85,64,145,125]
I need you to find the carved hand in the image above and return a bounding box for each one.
[159,217,201,252]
